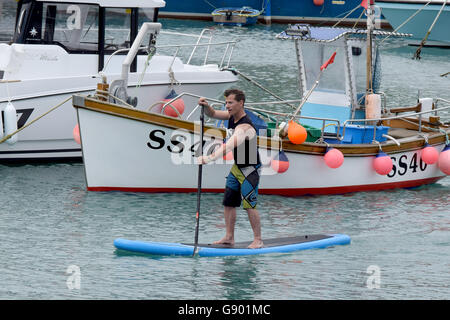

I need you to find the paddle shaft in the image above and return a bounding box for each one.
[193,105,205,255]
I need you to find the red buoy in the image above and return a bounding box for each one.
[271,151,290,173]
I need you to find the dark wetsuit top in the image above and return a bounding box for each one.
[227,114,261,168]
[224,113,261,209]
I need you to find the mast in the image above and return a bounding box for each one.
[366,0,375,94]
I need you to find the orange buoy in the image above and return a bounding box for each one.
[313,0,324,6]
[287,120,307,145]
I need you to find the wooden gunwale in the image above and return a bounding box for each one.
[74,95,450,157]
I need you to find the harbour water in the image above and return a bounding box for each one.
[0,18,449,300]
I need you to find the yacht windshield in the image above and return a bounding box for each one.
[0,0,19,42]
[13,1,157,53]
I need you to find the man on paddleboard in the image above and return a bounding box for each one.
[197,89,263,249]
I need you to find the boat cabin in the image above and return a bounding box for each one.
[277,24,384,131]
[9,0,165,71]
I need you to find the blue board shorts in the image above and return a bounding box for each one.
[223,163,261,209]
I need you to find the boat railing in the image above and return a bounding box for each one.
[160,29,216,66]
[342,101,450,144]
[153,91,344,142]
[155,39,238,69]
[102,28,237,74]
[154,91,450,145]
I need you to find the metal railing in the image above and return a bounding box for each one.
[102,28,238,74]
[149,91,450,145]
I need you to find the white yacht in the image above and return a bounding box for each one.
[0,0,238,161]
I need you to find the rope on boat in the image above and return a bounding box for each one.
[331,4,362,28]
[379,0,433,45]
[137,38,157,89]
[413,0,448,60]
[351,8,366,29]
[0,96,72,145]
[94,89,136,109]
[222,67,297,110]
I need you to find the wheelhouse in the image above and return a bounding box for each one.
[11,0,165,71]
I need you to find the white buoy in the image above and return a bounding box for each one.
[365,93,381,120]
[4,101,18,145]
[419,98,433,120]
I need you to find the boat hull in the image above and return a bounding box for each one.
[212,7,260,26]
[377,1,450,45]
[0,54,237,162]
[159,0,385,27]
[74,97,448,196]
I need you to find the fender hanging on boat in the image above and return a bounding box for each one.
[4,102,18,145]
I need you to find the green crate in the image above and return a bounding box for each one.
[303,124,322,142]
[266,122,277,137]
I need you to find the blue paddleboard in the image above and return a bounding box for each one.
[114,234,351,257]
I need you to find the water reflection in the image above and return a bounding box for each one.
[217,256,262,299]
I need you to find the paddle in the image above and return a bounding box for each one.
[193,105,205,256]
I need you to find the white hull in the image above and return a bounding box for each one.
[0,53,236,161]
[75,101,448,196]
[0,0,238,162]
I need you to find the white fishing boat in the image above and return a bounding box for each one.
[72,3,450,196]
[0,0,238,161]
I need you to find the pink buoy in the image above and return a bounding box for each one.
[161,89,185,117]
[373,151,393,175]
[73,124,81,144]
[222,143,233,161]
[271,151,290,173]
[420,143,439,165]
[438,144,450,175]
[324,147,344,169]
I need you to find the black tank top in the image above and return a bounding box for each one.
[228,114,261,168]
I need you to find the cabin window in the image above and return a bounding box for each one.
[137,8,158,46]
[104,8,131,51]
[349,41,371,97]
[42,3,99,52]
[11,2,158,54]
[0,0,18,42]
[302,42,346,93]
[103,8,157,51]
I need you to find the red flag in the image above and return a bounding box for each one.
[320,52,337,71]
[361,0,374,9]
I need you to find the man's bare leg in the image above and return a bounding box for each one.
[213,206,236,246]
[246,208,263,248]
